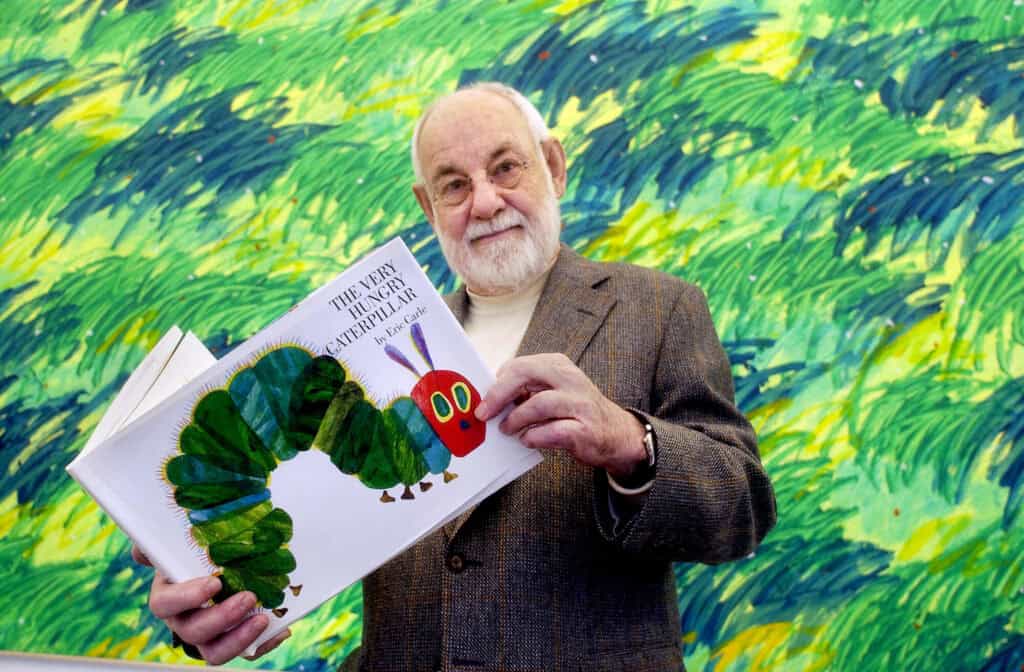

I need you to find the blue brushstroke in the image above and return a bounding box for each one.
[135,27,237,97]
[59,85,333,247]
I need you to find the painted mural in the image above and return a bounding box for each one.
[1,1,1022,670]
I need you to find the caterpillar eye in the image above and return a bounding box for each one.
[451,382,471,412]
[431,391,453,422]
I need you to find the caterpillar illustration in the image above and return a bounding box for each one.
[163,322,485,610]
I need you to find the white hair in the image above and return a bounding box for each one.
[410,82,551,184]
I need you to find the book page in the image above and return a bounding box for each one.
[68,238,543,655]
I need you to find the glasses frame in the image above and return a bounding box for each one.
[430,158,531,208]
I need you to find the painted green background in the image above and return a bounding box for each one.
[1,0,1022,670]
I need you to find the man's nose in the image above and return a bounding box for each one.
[469,178,505,221]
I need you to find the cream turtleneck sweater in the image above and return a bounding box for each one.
[462,269,551,374]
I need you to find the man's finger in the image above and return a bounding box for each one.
[499,389,575,436]
[149,574,221,620]
[244,627,292,660]
[199,614,270,666]
[520,418,580,453]
[168,590,257,646]
[131,545,152,567]
[477,355,572,421]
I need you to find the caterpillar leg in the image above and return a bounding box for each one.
[289,585,303,596]
[419,481,433,492]
[380,491,395,503]
[401,485,415,500]
[272,608,288,617]
[443,470,458,483]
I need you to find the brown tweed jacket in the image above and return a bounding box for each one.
[343,244,777,672]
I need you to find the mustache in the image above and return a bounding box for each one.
[466,209,529,242]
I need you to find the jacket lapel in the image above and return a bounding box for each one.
[441,244,616,541]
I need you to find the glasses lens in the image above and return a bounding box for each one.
[440,181,469,206]
[492,161,524,189]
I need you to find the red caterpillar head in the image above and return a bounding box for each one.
[385,322,485,457]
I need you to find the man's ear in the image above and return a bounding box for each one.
[412,184,435,225]
[541,138,568,198]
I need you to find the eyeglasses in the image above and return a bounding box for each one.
[432,159,529,207]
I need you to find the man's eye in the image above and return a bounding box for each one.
[496,161,516,174]
[443,179,467,194]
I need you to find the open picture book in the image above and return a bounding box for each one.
[67,237,542,655]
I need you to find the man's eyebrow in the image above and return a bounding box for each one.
[431,164,462,182]
[430,143,520,182]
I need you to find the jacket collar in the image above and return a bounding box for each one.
[443,243,616,364]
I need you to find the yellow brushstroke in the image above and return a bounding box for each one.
[896,512,972,564]
[920,95,1023,156]
[719,30,805,80]
[863,311,960,388]
[551,91,624,146]
[86,638,112,657]
[50,83,136,143]
[713,621,829,671]
[345,9,401,42]
[0,493,21,540]
[310,610,359,658]
[31,490,122,564]
[96,309,161,354]
[550,0,601,15]
[217,0,320,31]
[106,632,152,659]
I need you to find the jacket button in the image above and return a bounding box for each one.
[446,552,465,573]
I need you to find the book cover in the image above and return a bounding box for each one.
[67,237,542,654]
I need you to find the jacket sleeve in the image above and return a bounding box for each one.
[592,282,777,564]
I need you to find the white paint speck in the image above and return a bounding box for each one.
[942,241,950,248]
[195,154,203,163]
[588,53,598,63]
[86,329,93,337]
[187,274,195,281]
[917,28,925,35]
[1005,15,1012,21]
[854,79,865,89]
[900,463,909,471]
[159,59,165,66]
[258,36,264,45]
[885,318,895,327]
[923,176,931,184]
[748,274,757,282]
[959,297,966,305]
[673,113,679,120]
[1015,0,1022,6]
[746,551,756,559]
[745,241,752,249]
[699,35,709,42]
[356,177,364,185]
[845,330,853,339]
[34,327,42,336]
[668,201,676,208]
[100,8,107,15]
[982,175,994,184]
[791,115,800,122]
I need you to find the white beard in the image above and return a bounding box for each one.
[438,192,561,296]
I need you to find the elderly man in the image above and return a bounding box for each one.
[136,82,776,670]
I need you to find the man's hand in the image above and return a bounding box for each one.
[131,545,291,665]
[475,353,647,478]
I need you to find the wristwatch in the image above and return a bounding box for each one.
[607,414,657,496]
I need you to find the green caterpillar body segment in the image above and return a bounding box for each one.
[168,342,467,609]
